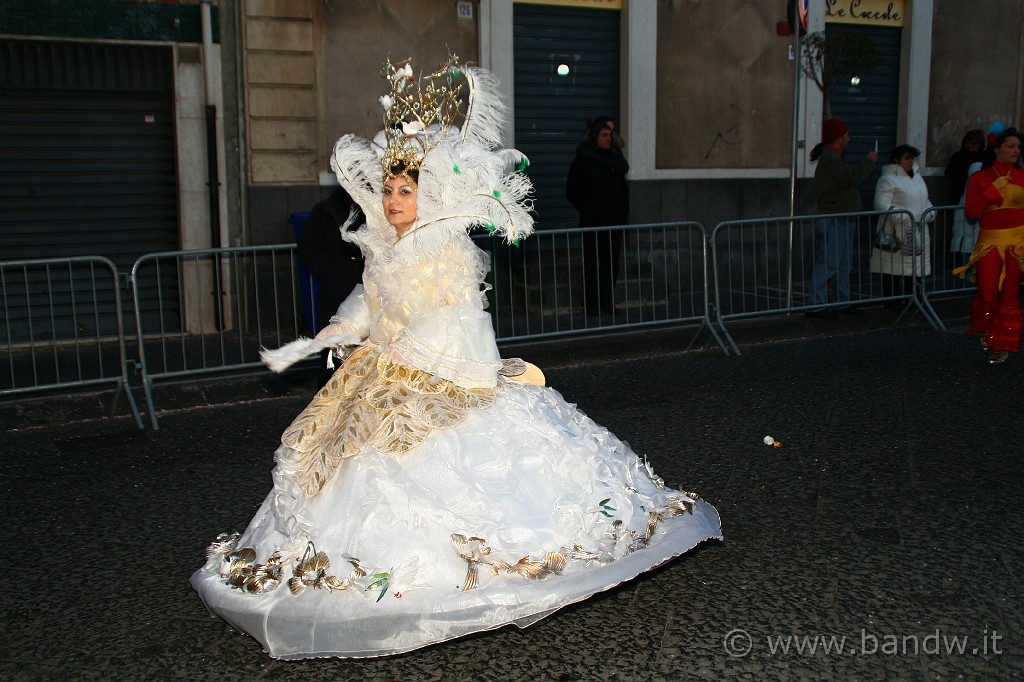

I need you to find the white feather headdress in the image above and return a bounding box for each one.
[329,56,534,259]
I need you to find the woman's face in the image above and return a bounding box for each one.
[897,153,916,173]
[383,175,417,237]
[995,136,1021,165]
[596,127,613,150]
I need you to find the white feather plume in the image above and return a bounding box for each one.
[260,336,347,373]
[460,67,507,150]
[340,205,362,234]
[328,61,534,263]
[332,135,385,227]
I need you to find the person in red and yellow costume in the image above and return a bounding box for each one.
[956,128,1024,365]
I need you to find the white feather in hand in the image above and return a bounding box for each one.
[260,336,351,374]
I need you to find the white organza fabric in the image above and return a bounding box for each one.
[354,237,502,389]
[190,230,721,660]
[192,383,720,659]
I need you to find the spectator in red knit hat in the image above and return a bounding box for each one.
[806,118,878,319]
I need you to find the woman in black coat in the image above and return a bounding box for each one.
[296,186,365,387]
[566,118,630,314]
[944,129,984,205]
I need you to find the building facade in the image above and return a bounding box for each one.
[239,0,1024,243]
[3,0,1023,259]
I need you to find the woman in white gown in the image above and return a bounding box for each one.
[190,57,722,660]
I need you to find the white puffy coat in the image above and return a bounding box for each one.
[870,163,934,277]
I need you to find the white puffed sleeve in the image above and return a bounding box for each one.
[390,306,501,389]
[873,171,898,212]
[259,285,369,374]
[329,284,371,342]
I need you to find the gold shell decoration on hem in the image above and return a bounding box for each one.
[206,539,362,597]
[449,492,701,591]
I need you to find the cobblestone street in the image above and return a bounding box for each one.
[2,322,1021,680]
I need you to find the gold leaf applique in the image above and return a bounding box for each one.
[282,347,499,498]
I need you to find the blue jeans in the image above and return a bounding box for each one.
[809,217,854,307]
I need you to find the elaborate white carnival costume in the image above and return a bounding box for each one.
[190,57,721,659]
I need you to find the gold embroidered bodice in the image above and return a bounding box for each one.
[280,237,501,498]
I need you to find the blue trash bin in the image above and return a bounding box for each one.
[289,211,320,336]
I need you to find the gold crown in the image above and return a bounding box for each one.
[378,55,463,182]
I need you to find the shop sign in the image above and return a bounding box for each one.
[825,0,904,27]
[514,0,622,9]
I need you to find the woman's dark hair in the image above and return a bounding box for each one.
[981,127,1022,169]
[387,163,419,183]
[890,144,920,164]
[961,129,984,148]
[995,127,1022,148]
[584,118,614,146]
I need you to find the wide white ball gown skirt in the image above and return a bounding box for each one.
[190,381,722,659]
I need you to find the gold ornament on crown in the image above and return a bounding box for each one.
[378,55,464,182]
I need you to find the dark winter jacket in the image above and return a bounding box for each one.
[944,148,985,204]
[566,143,630,227]
[296,187,365,326]
[814,146,875,214]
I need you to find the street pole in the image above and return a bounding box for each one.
[786,29,802,308]
[789,31,801,219]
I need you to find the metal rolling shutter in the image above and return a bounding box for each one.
[513,3,620,231]
[826,24,902,208]
[0,40,178,340]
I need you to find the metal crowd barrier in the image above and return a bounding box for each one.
[130,244,309,429]
[3,212,983,428]
[918,204,979,329]
[0,256,143,427]
[710,209,942,355]
[474,222,726,352]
